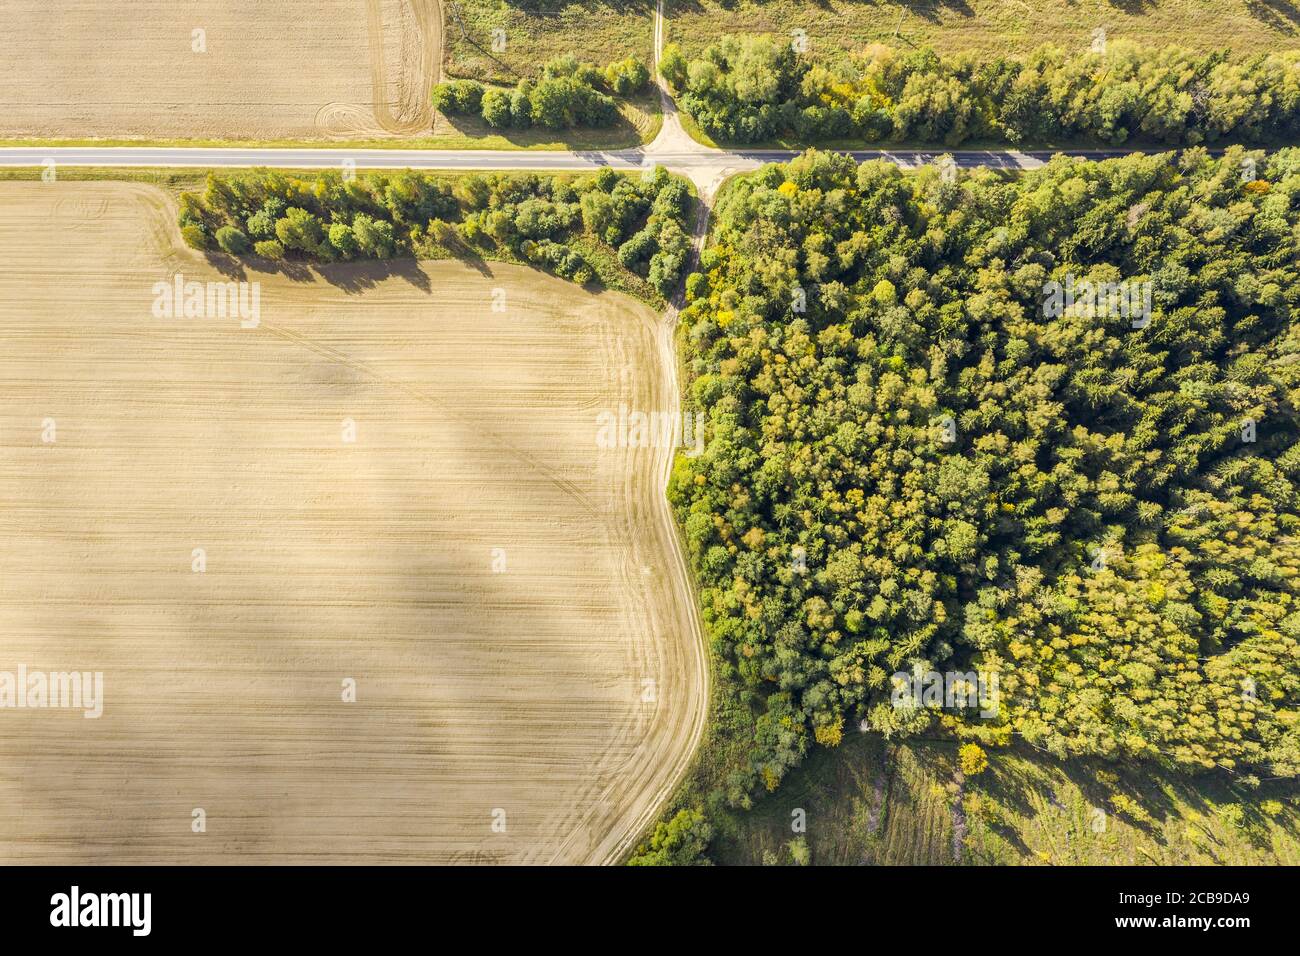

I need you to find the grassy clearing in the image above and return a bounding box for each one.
[666,0,1300,60]
[688,729,1300,865]
[445,0,656,82]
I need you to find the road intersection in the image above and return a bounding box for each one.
[0,0,1184,199]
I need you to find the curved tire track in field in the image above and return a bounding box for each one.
[317,0,441,137]
[587,308,709,865]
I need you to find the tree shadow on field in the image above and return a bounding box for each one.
[663,0,704,15]
[308,259,435,295]
[673,0,976,20]
[204,252,249,282]
[428,228,497,278]
[208,253,438,295]
[205,251,332,286]
[232,254,315,283]
[909,0,974,23]
[1057,757,1173,839]
[1245,0,1300,31]
[1105,0,1157,14]
[455,252,496,279]
[514,0,652,11]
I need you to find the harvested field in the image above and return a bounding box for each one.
[0,181,705,864]
[0,0,442,141]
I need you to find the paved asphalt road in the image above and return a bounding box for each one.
[0,145,1147,173]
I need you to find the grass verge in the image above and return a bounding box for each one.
[0,97,662,152]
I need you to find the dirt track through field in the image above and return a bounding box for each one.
[0,181,705,864]
[0,0,441,141]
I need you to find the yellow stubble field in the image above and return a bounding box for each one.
[0,0,441,141]
[0,180,704,863]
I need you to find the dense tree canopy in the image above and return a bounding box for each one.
[665,37,1300,147]
[178,166,692,298]
[626,809,714,866]
[673,148,1300,805]
[433,54,649,131]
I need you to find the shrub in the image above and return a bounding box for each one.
[659,42,687,90]
[604,56,650,96]
[274,207,324,254]
[180,224,209,249]
[958,743,989,777]
[214,225,250,255]
[481,88,512,129]
[509,87,533,129]
[253,239,285,260]
[351,213,395,258]
[626,809,713,866]
[432,79,484,115]
[435,55,634,131]
[328,222,358,259]
[1216,803,1247,829]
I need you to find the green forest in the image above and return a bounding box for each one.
[172,151,1300,869]
[176,166,692,303]
[663,146,1300,841]
[662,38,1300,146]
